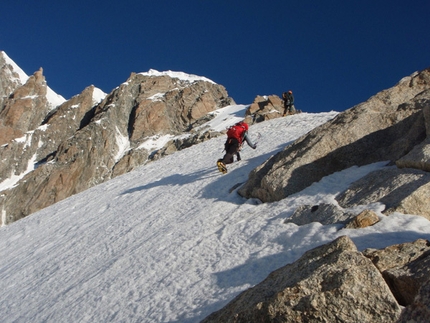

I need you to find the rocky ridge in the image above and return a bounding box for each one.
[0,52,234,225]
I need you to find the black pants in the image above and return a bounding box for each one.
[284,104,296,115]
[222,138,240,164]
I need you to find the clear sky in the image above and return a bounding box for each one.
[1,1,429,113]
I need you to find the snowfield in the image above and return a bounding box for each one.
[1,107,429,323]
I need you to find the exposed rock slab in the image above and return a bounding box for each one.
[363,239,430,273]
[396,137,430,172]
[284,203,356,226]
[336,167,430,220]
[201,236,401,323]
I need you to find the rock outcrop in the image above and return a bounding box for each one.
[238,68,430,203]
[243,95,284,124]
[0,59,234,225]
[201,236,401,323]
[202,238,430,323]
[344,209,380,229]
[242,94,301,125]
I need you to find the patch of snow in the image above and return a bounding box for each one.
[37,123,49,131]
[92,87,107,105]
[138,134,175,152]
[0,153,37,192]
[13,134,28,144]
[46,86,66,110]
[147,93,165,102]
[114,127,130,162]
[1,210,5,228]
[195,104,249,132]
[20,95,38,99]
[140,69,216,84]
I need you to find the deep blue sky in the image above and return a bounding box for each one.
[1,1,429,113]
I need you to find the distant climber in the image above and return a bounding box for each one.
[282,90,296,116]
[217,121,256,174]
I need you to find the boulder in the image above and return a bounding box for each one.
[384,251,430,306]
[344,209,380,229]
[396,137,430,172]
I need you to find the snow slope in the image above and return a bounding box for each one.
[1,108,429,323]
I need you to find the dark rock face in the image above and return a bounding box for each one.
[397,278,430,323]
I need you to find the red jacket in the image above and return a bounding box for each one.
[227,122,248,144]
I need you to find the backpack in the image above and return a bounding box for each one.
[226,121,248,143]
